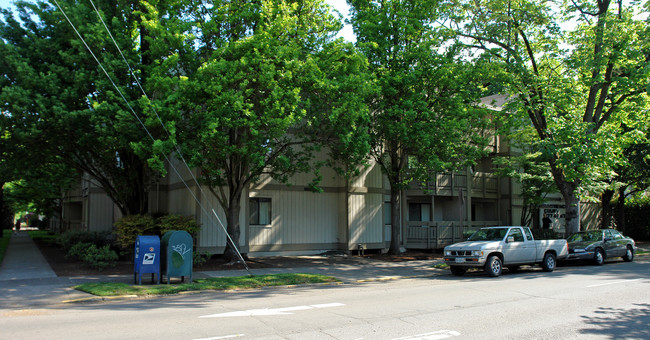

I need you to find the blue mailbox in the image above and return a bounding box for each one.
[161,230,193,284]
[134,235,161,285]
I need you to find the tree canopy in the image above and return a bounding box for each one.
[448,0,650,234]
[348,0,492,253]
[0,0,186,216]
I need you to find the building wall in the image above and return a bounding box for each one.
[61,152,602,254]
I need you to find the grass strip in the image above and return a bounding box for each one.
[28,230,58,244]
[74,273,339,296]
[0,230,11,264]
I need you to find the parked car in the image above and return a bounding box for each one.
[443,226,568,277]
[566,229,636,265]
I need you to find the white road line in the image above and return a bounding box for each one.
[392,330,461,340]
[192,334,244,340]
[199,302,346,318]
[587,278,642,288]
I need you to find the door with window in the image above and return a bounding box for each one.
[503,227,535,264]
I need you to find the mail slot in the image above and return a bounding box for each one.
[161,230,193,284]
[134,235,161,285]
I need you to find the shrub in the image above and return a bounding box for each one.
[532,228,560,240]
[157,214,200,237]
[66,242,95,261]
[114,215,156,251]
[193,251,212,267]
[82,244,118,270]
[64,242,118,270]
[58,231,112,252]
[114,214,201,252]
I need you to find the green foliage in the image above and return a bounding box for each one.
[65,241,118,270]
[448,0,649,234]
[349,0,492,253]
[27,230,57,246]
[114,214,200,251]
[494,152,557,227]
[0,0,186,216]
[114,215,156,251]
[162,0,373,260]
[66,242,95,261]
[193,251,211,267]
[82,244,118,270]
[531,228,561,240]
[57,230,112,252]
[156,214,200,236]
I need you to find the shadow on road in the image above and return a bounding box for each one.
[580,303,650,339]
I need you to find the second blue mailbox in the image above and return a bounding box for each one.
[134,235,161,285]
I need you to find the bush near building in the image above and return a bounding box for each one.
[625,200,650,241]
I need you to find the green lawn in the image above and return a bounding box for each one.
[75,273,339,296]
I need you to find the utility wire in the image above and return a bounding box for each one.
[52,0,251,275]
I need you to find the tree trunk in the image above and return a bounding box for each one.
[224,187,244,263]
[615,186,626,233]
[389,184,401,254]
[600,189,615,229]
[550,159,580,235]
[563,193,580,235]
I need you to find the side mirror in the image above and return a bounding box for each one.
[604,238,611,242]
[507,236,515,243]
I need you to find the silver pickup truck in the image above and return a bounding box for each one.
[443,226,568,277]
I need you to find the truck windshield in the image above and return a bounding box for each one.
[467,228,508,241]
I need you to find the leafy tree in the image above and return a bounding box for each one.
[0,0,185,216]
[348,0,491,253]
[172,0,373,261]
[448,0,650,234]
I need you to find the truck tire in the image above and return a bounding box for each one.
[542,252,556,272]
[485,255,502,277]
[450,266,467,276]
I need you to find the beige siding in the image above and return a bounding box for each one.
[348,192,384,246]
[249,189,342,247]
[350,162,383,190]
[197,188,226,249]
[87,192,116,232]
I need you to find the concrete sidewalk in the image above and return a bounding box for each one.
[0,232,447,309]
[2,232,647,309]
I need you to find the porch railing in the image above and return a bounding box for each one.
[405,220,501,249]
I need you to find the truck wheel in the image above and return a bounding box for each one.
[485,255,502,277]
[594,248,605,265]
[622,246,634,262]
[542,252,556,272]
[450,266,467,276]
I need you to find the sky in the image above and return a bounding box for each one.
[0,0,356,41]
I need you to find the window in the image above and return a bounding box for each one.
[524,227,533,241]
[507,228,524,242]
[408,203,431,222]
[384,202,391,225]
[610,230,623,240]
[250,198,271,225]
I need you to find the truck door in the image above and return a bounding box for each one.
[503,228,532,264]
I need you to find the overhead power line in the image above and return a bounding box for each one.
[51,0,251,274]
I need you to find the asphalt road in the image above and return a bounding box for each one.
[1,258,649,340]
